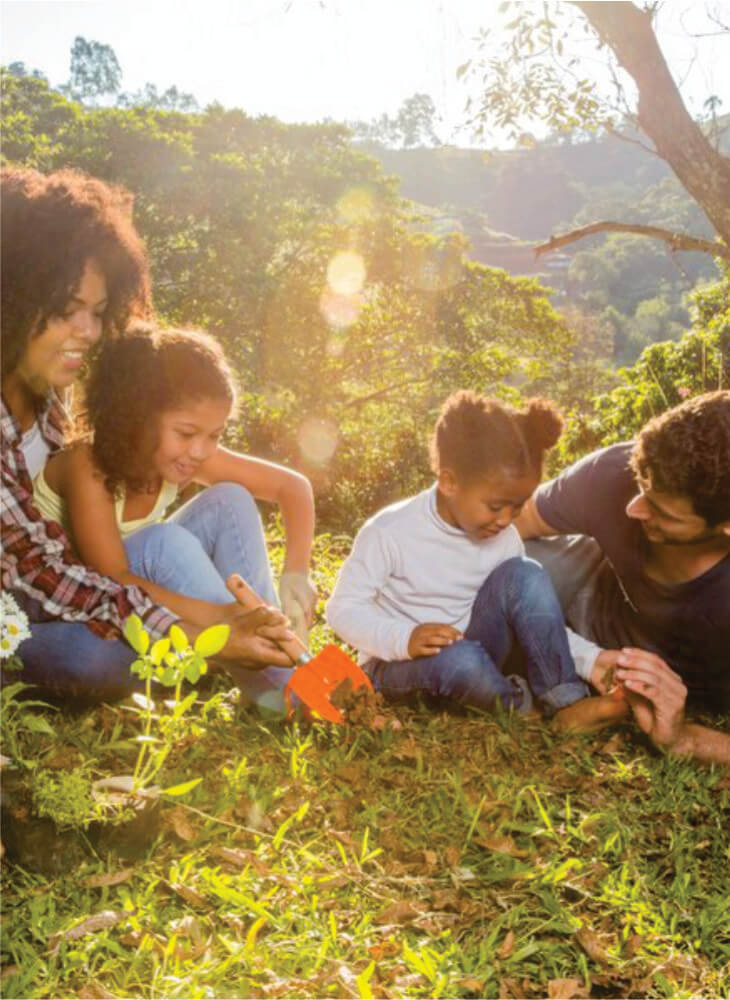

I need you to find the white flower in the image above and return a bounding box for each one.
[1,592,31,658]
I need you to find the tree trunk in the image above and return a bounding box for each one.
[574,1,730,249]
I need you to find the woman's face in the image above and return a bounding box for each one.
[18,259,108,394]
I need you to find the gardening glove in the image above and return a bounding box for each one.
[279,571,317,645]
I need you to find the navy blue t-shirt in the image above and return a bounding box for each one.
[536,443,730,709]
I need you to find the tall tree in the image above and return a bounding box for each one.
[467,2,730,261]
[66,36,122,104]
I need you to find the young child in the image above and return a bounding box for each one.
[33,325,317,706]
[327,390,623,725]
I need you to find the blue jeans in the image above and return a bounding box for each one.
[9,484,292,710]
[369,557,589,716]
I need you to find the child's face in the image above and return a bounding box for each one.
[437,467,539,540]
[151,396,230,484]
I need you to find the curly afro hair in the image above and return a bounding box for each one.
[429,390,563,484]
[84,325,237,497]
[631,390,730,526]
[1,165,151,379]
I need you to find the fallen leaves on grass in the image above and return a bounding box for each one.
[547,978,584,999]
[375,900,421,926]
[575,925,610,965]
[48,910,128,956]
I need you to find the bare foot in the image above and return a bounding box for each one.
[553,694,630,732]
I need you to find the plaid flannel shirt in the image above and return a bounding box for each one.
[1,392,177,640]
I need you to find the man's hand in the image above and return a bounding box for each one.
[279,571,317,643]
[615,648,688,751]
[408,623,462,658]
[218,603,295,668]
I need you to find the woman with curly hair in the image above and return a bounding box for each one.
[1,166,295,702]
[34,325,317,709]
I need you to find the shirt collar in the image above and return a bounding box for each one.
[1,390,67,452]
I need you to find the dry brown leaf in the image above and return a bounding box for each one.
[476,835,529,858]
[600,732,625,755]
[548,978,583,999]
[81,868,134,889]
[368,941,400,960]
[1,966,19,982]
[444,845,461,867]
[78,981,118,999]
[575,926,609,965]
[48,910,127,955]
[164,806,196,842]
[624,932,643,958]
[166,881,207,907]
[497,928,515,958]
[376,900,421,926]
[459,977,484,995]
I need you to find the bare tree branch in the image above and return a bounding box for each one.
[534,221,730,260]
[343,375,430,410]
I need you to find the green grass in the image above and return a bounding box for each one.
[1,532,729,999]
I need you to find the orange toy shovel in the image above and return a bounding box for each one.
[225,573,373,724]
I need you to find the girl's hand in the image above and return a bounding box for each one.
[279,571,318,641]
[408,623,462,658]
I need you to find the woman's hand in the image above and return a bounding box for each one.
[408,623,462,658]
[217,603,295,668]
[590,649,627,698]
[279,571,317,642]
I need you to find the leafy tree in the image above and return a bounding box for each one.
[348,93,441,149]
[466,2,730,261]
[65,36,122,104]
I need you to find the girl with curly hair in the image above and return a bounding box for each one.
[2,166,295,703]
[327,390,627,728]
[34,325,317,708]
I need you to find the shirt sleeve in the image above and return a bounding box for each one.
[566,628,602,681]
[326,519,414,663]
[535,446,621,537]
[1,464,177,640]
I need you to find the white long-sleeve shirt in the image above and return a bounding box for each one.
[326,484,600,679]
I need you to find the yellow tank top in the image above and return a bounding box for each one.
[33,465,178,539]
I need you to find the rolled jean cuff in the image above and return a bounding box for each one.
[539,679,591,716]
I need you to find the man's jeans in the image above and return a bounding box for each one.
[11,484,292,710]
[369,557,589,716]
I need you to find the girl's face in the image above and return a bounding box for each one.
[437,467,538,540]
[18,259,107,394]
[151,396,231,484]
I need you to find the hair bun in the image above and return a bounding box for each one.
[523,397,563,450]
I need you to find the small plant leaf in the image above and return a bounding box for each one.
[123,615,148,655]
[194,623,230,657]
[161,777,203,797]
[169,624,189,653]
[150,638,170,666]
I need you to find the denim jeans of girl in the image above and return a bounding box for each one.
[368,557,589,716]
[12,484,292,710]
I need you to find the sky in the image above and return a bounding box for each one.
[2,0,729,143]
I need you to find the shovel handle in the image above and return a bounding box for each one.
[225,573,310,665]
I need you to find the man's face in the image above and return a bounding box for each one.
[626,477,729,546]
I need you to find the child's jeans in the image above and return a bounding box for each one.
[11,484,291,710]
[367,557,589,716]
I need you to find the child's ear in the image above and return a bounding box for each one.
[438,468,459,496]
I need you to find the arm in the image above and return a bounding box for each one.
[195,447,317,628]
[326,522,415,663]
[62,447,293,667]
[616,648,730,766]
[515,496,561,539]
[64,446,225,628]
[1,449,174,640]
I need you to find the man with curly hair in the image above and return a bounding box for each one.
[517,391,730,766]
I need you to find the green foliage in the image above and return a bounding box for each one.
[32,769,96,831]
[556,271,729,465]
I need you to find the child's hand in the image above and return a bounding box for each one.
[590,649,628,699]
[408,623,462,658]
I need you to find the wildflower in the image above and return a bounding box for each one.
[677,386,691,399]
[1,592,31,659]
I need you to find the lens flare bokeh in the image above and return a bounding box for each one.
[297,417,339,465]
[327,250,366,296]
